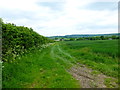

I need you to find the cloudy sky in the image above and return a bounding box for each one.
[0,0,119,36]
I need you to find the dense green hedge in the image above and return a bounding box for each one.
[2,21,53,62]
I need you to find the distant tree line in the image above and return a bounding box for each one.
[54,35,119,41]
[75,35,119,41]
[1,19,53,62]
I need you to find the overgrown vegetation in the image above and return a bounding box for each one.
[2,21,53,63]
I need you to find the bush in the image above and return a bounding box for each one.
[2,21,53,62]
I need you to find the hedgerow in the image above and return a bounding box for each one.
[2,21,53,63]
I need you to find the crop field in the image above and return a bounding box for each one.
[2,40,119,88]
[60,40,118,78]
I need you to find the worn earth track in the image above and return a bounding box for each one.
[51,44,118,88]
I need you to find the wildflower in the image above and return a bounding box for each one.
[0,61,3,63]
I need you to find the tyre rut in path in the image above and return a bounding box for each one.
[52,44,118,88]
[68,65,106,88]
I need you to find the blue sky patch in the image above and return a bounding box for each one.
[86,2,117,11]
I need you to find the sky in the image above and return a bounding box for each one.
[0,0,119,36]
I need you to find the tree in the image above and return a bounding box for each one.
[76,38,84,40]
[0,18,3,23]
[95,37,101,40]
[55,37,58,40]
[111,35,117,39]
[70,38,75,41]
[100,36,105,40]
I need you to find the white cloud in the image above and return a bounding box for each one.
[96,10,117,26]
[0,0,118,36]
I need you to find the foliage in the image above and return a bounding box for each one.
[100,36,105,40]
[2,21,53,62]
[69,38,76,41]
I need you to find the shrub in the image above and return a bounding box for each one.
[2,21,53,62]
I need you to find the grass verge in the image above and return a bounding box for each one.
[2,44,80,88]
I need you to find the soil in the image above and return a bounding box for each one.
[68,63,118,88]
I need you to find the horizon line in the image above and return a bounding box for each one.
[46,32,119,37]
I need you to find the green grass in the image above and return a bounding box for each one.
[104,77,118,88]
[60,40,118,78]
[3,40,118,88]
[2,44,80,88]
[91,70,101,76]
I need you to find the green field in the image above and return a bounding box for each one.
[2,40,118,88]
[60,40,118,78]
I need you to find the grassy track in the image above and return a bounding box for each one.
[2,44,80,88]
[2,40,118,88]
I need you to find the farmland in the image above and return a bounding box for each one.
[60,40,118,78]
[2,40,119,88]
[1,18,119,88]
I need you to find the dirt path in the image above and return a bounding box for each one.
[52,44,118,88]
[68,65,106,88]
[68,64,118,88]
